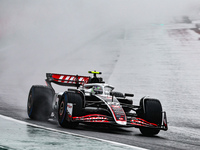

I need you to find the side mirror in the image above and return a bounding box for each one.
[124,93,134,97]
[110,91,114,96]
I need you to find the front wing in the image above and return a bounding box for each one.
[65,103,168,130]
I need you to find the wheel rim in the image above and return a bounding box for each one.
[59,101,64,116]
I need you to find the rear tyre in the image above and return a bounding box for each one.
[138,98,162,136]
[27,85,54,121]
[58,92,83,128]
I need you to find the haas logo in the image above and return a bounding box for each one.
[52,74,89,84]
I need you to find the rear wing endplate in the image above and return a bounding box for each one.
[46,73,90,88]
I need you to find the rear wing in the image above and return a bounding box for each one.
[46,73,90,88]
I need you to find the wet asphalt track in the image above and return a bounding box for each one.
[1,1,200,150]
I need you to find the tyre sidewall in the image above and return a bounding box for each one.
[58,93,68,126]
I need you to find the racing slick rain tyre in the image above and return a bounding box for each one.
[58,92,83,128]
[27,85,55,121]
[139,98,162,136]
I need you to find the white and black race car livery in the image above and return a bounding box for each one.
[27,71,168,136]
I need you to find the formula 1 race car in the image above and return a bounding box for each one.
[27,71,168,136]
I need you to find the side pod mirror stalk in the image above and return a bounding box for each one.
[125,93,134,97]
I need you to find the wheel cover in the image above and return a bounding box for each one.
[59,101,65,116]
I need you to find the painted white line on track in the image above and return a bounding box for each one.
[0,114,147,150]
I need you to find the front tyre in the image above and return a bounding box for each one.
[58,92,83,128]
[27,85,55,121]
[138,98,162,136]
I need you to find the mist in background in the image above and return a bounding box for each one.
[0,0,200,109]
[1,0,199,51]
[1,0,200,49]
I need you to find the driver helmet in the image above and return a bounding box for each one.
[92,85,103,94]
